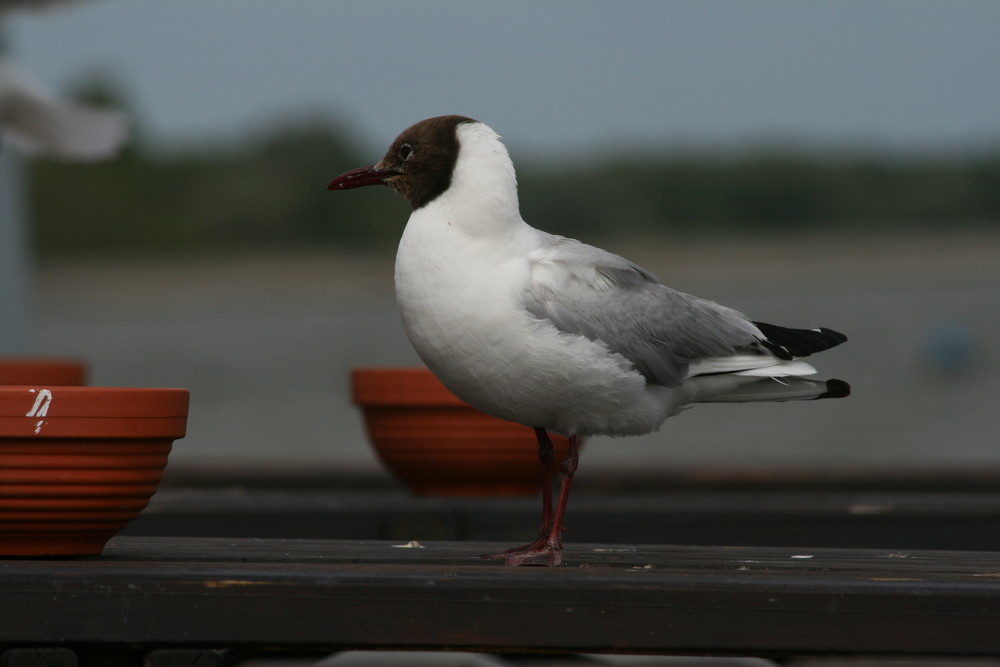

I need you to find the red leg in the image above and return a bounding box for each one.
[535,427,555,538]
[483,427,556,559]
[484,433,581,567]
[545,433,580,551]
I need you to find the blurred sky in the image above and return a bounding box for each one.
[6,0,1000,159]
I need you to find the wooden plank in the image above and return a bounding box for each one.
[160,464,1000,493]
[124,488,1000,551]
[0,649,77,667]
[144,649,242,667]
[1,537,999,657]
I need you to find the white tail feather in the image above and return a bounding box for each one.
[702,376,835,402]
[686,355,817,378]
[731,360,817,377]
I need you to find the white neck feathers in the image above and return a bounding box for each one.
[429,122,522,234]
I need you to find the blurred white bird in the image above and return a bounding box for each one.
[1,0,126,159]
[0,58,126,160]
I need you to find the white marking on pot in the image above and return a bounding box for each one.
[25,389,53,435]
[26,389,53,417]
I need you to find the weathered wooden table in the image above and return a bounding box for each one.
[4,468,1000,666]
[1,536,1000,666]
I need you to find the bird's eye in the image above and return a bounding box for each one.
[400,144,414,161]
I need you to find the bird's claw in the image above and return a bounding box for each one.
[480,535,564,567]
[502,545,563,567]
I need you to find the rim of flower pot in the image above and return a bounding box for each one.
[0,386,190,438]
[0,357,88,386]
[351,366,469,407]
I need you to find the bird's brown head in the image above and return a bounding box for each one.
[327,115,476,209]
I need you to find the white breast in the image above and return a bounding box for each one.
[395,206,676,435]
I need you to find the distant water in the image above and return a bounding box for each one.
[33,232,1000,472]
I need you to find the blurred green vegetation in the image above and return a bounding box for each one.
[25,80,1000,257]
[519,154,1000,241]
[27,114,411,256]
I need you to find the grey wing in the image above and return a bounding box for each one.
[524,236,766,387]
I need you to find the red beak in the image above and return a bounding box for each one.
[327,164,399,190]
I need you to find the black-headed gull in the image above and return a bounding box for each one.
[329,115,848,566]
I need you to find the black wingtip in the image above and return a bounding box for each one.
[817,327,849,345]
[818,378,851,399]
[753,322,848,359]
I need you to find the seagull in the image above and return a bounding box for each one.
[1,1,127,159]
[329,115,849,566]
[0,58,126,160]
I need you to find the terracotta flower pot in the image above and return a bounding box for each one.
[0,357,87,386]
[351,366,576,497]
[0,385,189,557]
